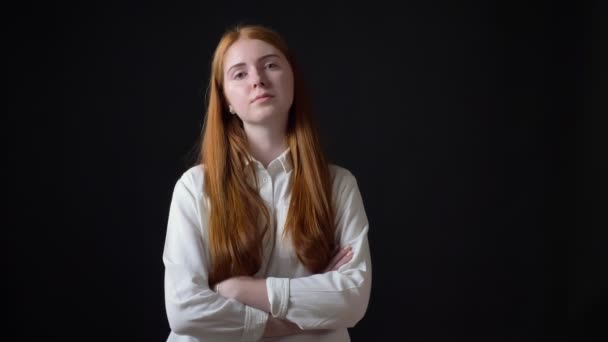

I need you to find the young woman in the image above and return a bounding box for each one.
[163,24,372,341]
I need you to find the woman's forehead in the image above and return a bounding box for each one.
[224,39,282,69]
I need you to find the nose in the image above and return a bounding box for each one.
[250,68,267,88]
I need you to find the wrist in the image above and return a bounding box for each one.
[215,276,244,299]
[231,276,247,301]
[229,276,253,301]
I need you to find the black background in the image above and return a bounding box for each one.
[7,1,606,341]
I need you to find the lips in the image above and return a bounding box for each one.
[252,94,273,103]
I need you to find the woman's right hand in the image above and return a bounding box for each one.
[263,245,353,338]
[323,245,353,272]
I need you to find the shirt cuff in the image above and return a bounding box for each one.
[266,277,290,319]
[242,305,268,341]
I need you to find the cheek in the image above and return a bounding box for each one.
[282,72,294,89]
[224,85,247,106]
[275,74,294,98]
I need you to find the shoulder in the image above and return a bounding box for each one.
[329,163,354,181]
[329,163,360,195]
[328,164,368,226]
[173,164,206,198]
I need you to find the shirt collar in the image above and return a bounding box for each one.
[243,147,293,173]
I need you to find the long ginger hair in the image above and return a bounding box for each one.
[198,24,336,288]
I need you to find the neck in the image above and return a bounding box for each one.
[243,123,288,168]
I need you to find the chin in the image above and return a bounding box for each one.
[245,108,287,125]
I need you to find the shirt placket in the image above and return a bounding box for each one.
[255,165,276,277]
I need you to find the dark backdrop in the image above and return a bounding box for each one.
[7,1,605,341]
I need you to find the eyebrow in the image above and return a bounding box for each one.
[226,54,281,75]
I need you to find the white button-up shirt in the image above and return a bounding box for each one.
[163,148,372,341]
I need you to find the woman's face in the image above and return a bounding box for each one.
[222,38,294,127]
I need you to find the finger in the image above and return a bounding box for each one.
[327,247,349,270]
[325,246,351,272]
[331,249,353,271]
[323,248,342,272]
[333,245,340,255]
[324,246,350,272]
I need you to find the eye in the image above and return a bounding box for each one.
[233,71,246,80]
[265,62,278,69]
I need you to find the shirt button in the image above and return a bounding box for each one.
[262,177,268,183]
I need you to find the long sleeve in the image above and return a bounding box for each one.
[265,168,372,330]
[163,171,269,341]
